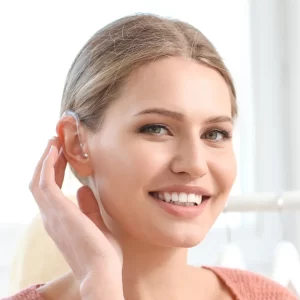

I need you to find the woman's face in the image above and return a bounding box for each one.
[86,57,236,247]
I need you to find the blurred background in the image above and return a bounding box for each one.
[0,0,300,297]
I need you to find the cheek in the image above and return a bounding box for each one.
[210,150,237,191]
[90,139,172,195]
[89,138,174,233]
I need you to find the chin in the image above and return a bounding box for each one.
[167,232,206,248]
[141,225,208,249]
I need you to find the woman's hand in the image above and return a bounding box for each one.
[29,137,124,300]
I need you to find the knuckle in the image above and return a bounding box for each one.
[28,181,34,192]
[39,179,49,191]
[29,180,39,194]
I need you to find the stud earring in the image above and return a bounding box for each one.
[80,143,88,158]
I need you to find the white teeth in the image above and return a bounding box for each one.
[187,193,196,203]
[164,192,172,202]
[196,195,203,204]
[171,192,179,202]
[154,192,203,205]
[179,193,188,202]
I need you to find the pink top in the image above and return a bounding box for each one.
[2,267,297,300]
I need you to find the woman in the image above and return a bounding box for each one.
[4,13,297,300]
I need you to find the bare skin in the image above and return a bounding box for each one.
[30,57,236,300]
[37,266,233,300]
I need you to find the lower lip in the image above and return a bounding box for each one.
[151,195,209,218]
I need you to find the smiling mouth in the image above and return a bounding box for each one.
[149,192,211,207]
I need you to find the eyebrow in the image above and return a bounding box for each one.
[205,115,233,125]
[134,108,184,121]
[134,108,233,124]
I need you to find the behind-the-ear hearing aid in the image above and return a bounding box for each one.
[62,110,89,158]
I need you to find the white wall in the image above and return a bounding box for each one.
[285,0,300,250]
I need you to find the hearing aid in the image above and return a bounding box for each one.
[62,110,89,158]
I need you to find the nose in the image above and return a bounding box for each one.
[170,138,208,179]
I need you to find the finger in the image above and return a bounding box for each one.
[39,144,76,215]
[29,137,61,192]
[77,186,99,214]
[39,144,62,198]
[77,186,107,231]
[54,148,67,188]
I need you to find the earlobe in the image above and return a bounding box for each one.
[82,151,89,159]
[56,115,93,177]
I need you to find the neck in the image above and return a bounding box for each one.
[120,238,193,300]
[38,240,204,300]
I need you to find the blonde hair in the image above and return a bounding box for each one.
[60,13,237,184]
[61,13,237,129]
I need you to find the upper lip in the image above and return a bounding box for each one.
[151,184,212,196]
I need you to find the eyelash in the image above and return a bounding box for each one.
[139,124,171,135]
[204,129,232,141]
[139,124,232,142]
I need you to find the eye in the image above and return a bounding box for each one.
[139,124,171,136]
[203,129,231,142]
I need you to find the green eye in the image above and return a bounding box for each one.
[204,130,230,141]
[140,124,169,135]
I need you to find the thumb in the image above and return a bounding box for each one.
[77,186,107,231]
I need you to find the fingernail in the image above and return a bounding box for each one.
[51,136,57,141]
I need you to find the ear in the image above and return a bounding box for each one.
[56,115,93,177]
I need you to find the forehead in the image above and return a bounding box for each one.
[112,57,232,119]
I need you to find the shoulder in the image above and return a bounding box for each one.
[2,285,44,300]
[3,271,79,300]
[204,266,298,300]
